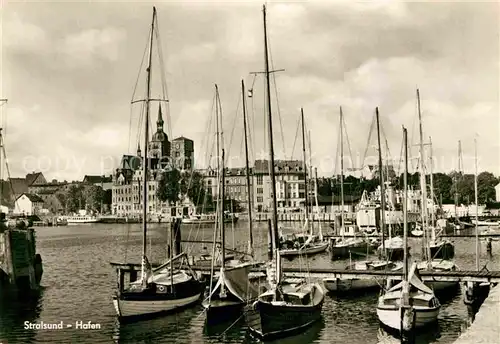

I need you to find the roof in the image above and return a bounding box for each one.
[119,155,142,171]
[25,172,44,186]
[254,159,305,175]
[9,178,28,196]
[173,136,193,142]
[16,193,44,203]
[83,175,113,184]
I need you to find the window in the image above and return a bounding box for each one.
[257,187,263,194]
[257,196,263,203]
[257,175,263,185]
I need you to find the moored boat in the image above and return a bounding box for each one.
[245,6,324,339]
[323,260,403,293]
[182,212,237,225]
[377,263,441,331]
[111,7,204,322]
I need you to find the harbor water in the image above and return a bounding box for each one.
[1,222,499,343]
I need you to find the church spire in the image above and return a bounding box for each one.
[157,104,164,131]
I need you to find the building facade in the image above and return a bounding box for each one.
[14,193,44,216]
[111,106,195,218]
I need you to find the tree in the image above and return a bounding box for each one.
[156,168,182,204]
[432,173,453,204]
[477,172,498,203]
[180,170,213,207]
[65,184,85,213]
[83,185,105,212]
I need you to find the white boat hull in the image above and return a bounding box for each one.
[280,242,329,257]
[376,306,439,330]
[67,219,99,224]
[113,293,201,318]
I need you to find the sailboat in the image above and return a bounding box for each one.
[280,109,328,257]
[426,136,455,260]
[112,7,204,321]
[463,137,491,317]
[244,5,324,340]
[373,108,404,262]
[325,108,404,293]
[201,84,259,325]
[331,106,374,259]
[377,126,440,333]
[413,89,458,292]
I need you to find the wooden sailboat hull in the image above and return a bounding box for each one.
[245,298,323,340]
[203,299,244,325]
[280,242,329,257]
[376,306,440,331]
[113,279,203,321]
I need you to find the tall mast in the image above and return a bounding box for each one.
[241,80,254,257]
[454,140,461,221]
[403,126,409,281]
[0,99,6,210]
[142,7,155,272]
[263,4,279,252]
[417,89,431,263]
[215,85,225,268]
[474,138,479,271]
[315,167,323,241]
[339,107,345,238]
[301,108,310,234]
[429,136,435,236]
[376,108,386,253]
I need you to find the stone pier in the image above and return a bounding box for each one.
[454,285,500,344]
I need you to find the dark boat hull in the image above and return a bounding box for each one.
[244,299,323,340]
[203,300,244,325]
[428,242,455,260]
[331,242,373,259]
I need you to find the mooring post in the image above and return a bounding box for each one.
[26,228,37,290]
[171,218,182,256]
[4,230,15,285]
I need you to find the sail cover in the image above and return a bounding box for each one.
[210,263,259,301]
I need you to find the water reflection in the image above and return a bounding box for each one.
[0,288,44,344]
[112,307,200,344]
[378,322,441,344]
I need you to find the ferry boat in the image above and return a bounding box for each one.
[66,210,100,224]
[181,212,238,225]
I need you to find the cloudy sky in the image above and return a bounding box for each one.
[2,0,498,181]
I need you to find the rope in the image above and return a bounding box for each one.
[128,28,150,153]
[218,312,245,338]
[268,39,287,158]
[360,113,376,173]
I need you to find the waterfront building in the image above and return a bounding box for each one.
[200,167,252,211]
[111,105,195,218]
[171,136,194,171]
[14,193,44,216]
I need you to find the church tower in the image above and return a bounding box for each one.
[148,105,170,159]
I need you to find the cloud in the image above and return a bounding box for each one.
[2,12,49,53]
[58,27,127,66]
[1,2,498,181]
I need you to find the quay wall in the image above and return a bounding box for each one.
[454,285,500,344]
